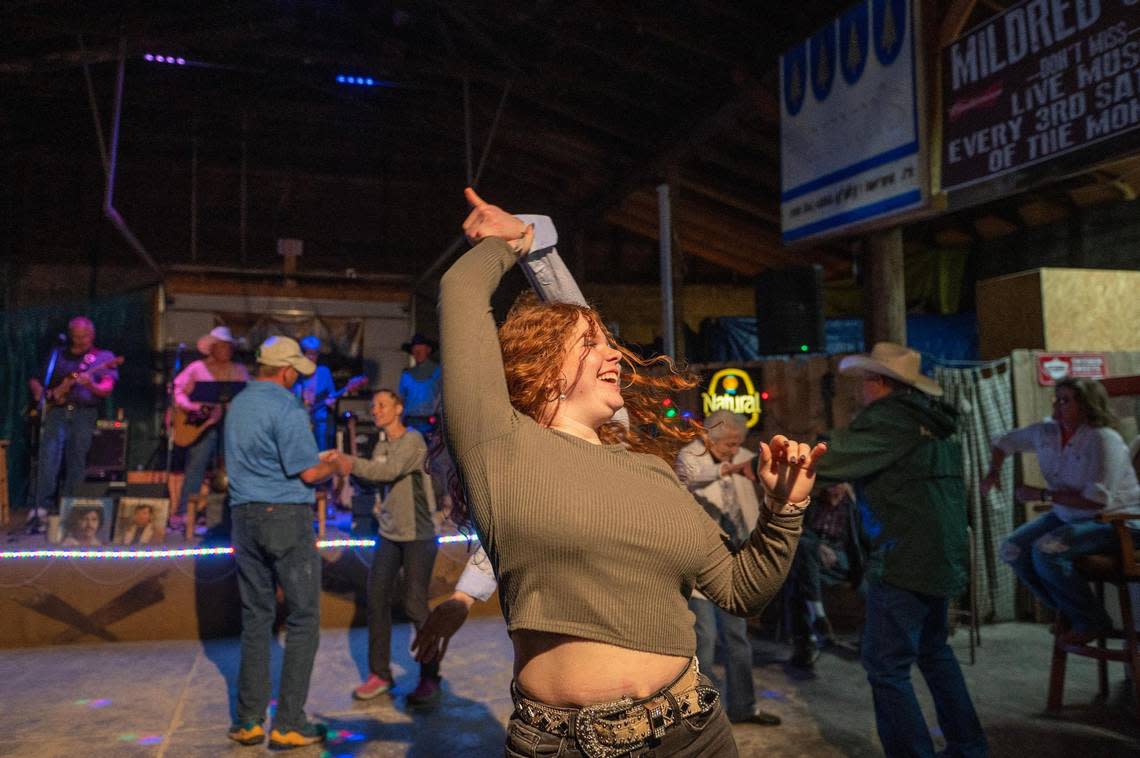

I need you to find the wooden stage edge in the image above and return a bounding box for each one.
[0,539,498,649]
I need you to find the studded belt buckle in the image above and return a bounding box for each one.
[574,697,635,758]
[647,703,667,740]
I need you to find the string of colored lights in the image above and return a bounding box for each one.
[0,533,479,560]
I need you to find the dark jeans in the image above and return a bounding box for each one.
[788,529,850,642]
[232,503,321,731]
[368,536,439,681]
[178,426,219,515]
[35,405,97,511]
[505,673,737,757]
[862,581,986,758]
[688,596,754,721]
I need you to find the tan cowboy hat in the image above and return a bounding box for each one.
[838,342,943,397]
[197,326,236,355]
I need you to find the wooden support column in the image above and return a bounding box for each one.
[865,227,906,347]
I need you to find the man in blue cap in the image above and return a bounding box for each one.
[293,335,337,449]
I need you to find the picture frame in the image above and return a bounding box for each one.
[55,496,114,547]
[114,497,169,547]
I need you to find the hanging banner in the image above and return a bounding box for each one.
[941,0,1140,192]
[780,0,926,244]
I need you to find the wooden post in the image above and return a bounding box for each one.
[865,227,906,346]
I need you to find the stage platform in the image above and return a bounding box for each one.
[0,517,496,649]
[0,620,1136,756]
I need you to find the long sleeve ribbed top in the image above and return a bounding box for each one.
[439,238,803,657]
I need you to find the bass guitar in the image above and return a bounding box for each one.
[46,354,125,405]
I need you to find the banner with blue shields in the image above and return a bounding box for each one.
[780,0,925,243]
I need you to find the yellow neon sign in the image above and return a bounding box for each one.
[702,368,762,428]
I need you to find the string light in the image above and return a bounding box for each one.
[0,534,480,560]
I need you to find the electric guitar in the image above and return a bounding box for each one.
[46,354,125,405]
[303,374,369,418]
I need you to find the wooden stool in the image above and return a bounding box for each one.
[0,439,9,527]
[1046,512,1140,720]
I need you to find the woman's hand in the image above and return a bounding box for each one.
[758,435,827,509]
[462,187,534,255]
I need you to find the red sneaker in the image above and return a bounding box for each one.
[352,674,392,700]
[406,677,442,709]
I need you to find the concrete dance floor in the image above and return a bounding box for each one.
[1,618,1137,757]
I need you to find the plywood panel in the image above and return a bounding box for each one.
[976,270,1045,360]
[1041,268,1140,352]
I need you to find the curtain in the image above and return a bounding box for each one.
[1,290,158,510]
[935,359,1017,622]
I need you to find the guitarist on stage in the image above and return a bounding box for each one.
[172,326,250,520]
[26,316,119,525]
[293,336,337,450]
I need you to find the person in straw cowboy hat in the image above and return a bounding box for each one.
[172,325,250,520]
[813,342,987,758]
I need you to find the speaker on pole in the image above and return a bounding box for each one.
[754,265,825,355]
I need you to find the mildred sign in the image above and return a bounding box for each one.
[941,0,1140,192]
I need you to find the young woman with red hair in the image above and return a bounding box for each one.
[440,189,825,757]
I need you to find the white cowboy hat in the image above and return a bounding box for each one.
[197,326,237,355]
[838,342,943,397]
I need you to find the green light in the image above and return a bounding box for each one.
[800,344,809,352]
[665,408,677,418]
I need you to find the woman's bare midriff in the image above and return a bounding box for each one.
[512,630,690,707]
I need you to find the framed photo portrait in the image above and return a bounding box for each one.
[114,497,169,546]
[55,497,114,547]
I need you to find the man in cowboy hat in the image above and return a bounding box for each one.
[397,333,441,435]
[813,342,987,758]
[172,325,249,520]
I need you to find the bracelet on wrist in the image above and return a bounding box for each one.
[763,492,811,514]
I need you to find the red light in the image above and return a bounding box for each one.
[662,398,673,407]
[760,391,770,401]
[114,422,122,428]
[428,416,437,425]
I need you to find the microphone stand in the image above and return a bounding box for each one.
[28,335,67,535]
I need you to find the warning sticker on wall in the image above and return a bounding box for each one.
[1037,353,1107,386]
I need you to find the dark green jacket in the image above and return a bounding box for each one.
[815,390,968,598]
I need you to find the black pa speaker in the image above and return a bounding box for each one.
[86,420,129,478]
[754,266,825,355]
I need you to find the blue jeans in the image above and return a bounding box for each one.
[178,426,218,515]
[1001,512,1126,633]
[231,503,321,731]
[36,405,97,511]
[862,581,986,758]
[688,596,755,721]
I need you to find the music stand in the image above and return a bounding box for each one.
[188,381,247,405]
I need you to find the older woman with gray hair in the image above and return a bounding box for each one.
[674,410,781,726]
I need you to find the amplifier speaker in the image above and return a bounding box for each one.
[86,420,129,478]
[754,265,825,355]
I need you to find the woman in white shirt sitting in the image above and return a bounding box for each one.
[981,378,1140,645]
